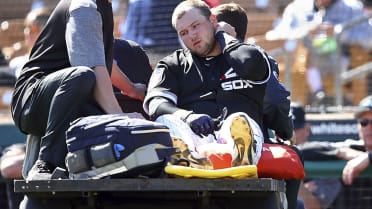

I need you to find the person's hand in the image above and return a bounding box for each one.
[185,113,215,136]
[123,83,147,101]
[120,112,145,119]
[216,21,237,38]
[342,153,370,185]
[336,147,365,160]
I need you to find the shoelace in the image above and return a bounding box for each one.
[35,161,52,173]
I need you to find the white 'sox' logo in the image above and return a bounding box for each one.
[221,80,253,90]
[223,68,237,79]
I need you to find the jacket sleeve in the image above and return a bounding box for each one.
[263,57,293,140]
[215,31,270,82]
[298,141,341,161]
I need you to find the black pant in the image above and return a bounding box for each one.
[19,67,104,168]
[286,145,304,209]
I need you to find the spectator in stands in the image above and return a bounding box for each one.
[292,97,372,207]
[342,95,372,185]
[265,0,365,105]
[294,95,372,186]
[0,143,26,209]
[8,8,51,78]
[340,0,372,51]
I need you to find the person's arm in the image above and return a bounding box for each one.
[336,147,365,160]
[298,141,342,161]
[342,152,371,185]
[111,62,146,101]
[153,99,215,136]
[263,57,293,140]
[93,65,122,114]
[299,140,366,161]
[66,5,122,114]
[144,59,215,136]
[215,28,270,83]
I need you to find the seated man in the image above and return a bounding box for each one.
[144,1,270,168]
[297,95,372,185]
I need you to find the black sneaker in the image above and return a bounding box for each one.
[26,160,54,180]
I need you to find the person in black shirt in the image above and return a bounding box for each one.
[11,0,124,181]
[144,0,270,168]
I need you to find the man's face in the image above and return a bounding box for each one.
[174,8,217,57]
[357,111,372,151]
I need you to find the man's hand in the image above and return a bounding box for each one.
[216,21,237,38]
[185,113,215,136]
[336,147,364,160]
[342,153,370,185]
[120,112,145,119]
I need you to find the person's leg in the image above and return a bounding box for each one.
[304,37,326,104]
[303,178,342,209]
[296,198,305,209]
[21,67,104,171]
[5,181,23,209]
[156,114,223,169]
[286,145,304,209]
[156,114,215,157]
[286,178,301,209]
[298,182,322,209]
[217,112,264,166]
[306,66,323,94]
[19,195,73,209]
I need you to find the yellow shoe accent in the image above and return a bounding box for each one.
[165,164,258,179]
[171,137,213,169]
[230,116,253,166]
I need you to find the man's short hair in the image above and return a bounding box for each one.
[211,3,248,41]
[172,0,211,29]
